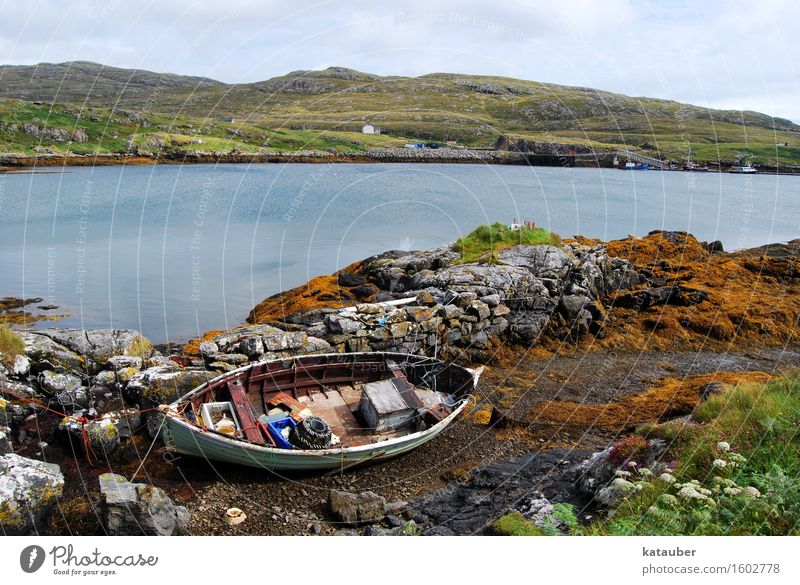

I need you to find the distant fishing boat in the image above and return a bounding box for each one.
[623,161,649,170]
[159,352,481,471]
[729,163,757,174]
[683,151,709,172]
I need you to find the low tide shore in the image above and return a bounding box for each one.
[3,149,798,174]
[2,229,799,535]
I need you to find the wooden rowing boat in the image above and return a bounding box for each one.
[159,352,482,471]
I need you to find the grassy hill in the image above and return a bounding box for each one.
[1,61,799,165]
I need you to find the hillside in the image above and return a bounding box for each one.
[1,61,799,166]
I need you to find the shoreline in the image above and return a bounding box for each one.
[3,149,799,175]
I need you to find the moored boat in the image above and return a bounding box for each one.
[729,163,757,174]
[159,352,481,471]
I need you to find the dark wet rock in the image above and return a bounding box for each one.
[0,453,64,535]
[0,426,12,455]
[410,448,591,535]
[351,284,378,299]
[615,285,709,310]
[337,271,366,287]
[699,381,726,401]
[99,473,188,535]
[577,439,668,505]
[328,489,386,526]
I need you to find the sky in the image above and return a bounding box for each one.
[1,0,798,121]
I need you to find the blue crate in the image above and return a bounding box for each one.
[266,417,296,449]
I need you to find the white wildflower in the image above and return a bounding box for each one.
[659,473,677,484]
[639,468,653,478]
[712,459,727,468]
[724,487,743,496]
[742,486,761,498]
[717,441,730,452]
[659,494,679,508]
[614,470,633,478]
[678,485,709,500]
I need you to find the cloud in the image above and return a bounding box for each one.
[0,0,797,120]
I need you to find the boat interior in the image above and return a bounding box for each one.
[175,353,475,450]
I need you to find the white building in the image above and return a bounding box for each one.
[362,123,378,135]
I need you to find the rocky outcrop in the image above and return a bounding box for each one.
[406,448,591,535]
[0,453,64,535]
[98,473,188,536]
[231,240,644,363]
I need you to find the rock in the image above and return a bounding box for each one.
[325,314,366,334]
[351,284,378,299]
[596,477,638,506]
[615,286,708,310]
[19,331,84,373]
[438,304,462,320]
[212,324,282,352]
[699,382,726,401]
[0,426,12,455]
[125,366,212,407]
[337,271,366,287]
[198,341,219,356]
[468,300,491,321]
[23,328,153,373]
[104,355,144,371]
[235,337,262,358]
[480,294,501,307]
[498,245,572,280]
[99,473,188,535]
[59,409,141,454]
[404,306,434,323]
[705,240,724,253]
[328,490,386,525]
[11,355,30,377]
[39,370,83,395]
[0,453,64,535]
[93,370,117,387]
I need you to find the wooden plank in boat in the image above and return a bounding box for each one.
[227,379,267,445]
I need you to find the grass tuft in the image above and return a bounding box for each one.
[453,222,561,264]
[0,325,25,366]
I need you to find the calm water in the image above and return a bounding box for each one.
[1,163,797,342]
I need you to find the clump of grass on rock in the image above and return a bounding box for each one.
[0,324,25,366]
[453,222,561,264]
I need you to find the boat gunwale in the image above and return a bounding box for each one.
[161,351,477,458]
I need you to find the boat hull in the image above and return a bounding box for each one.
[161,397,469,471]
[159,351,478,471]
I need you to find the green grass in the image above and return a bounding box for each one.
[496,371,800,535]
[453,222,562,264]
[2,64,799,164]
[493,512,547,536]
[0,324,24,366]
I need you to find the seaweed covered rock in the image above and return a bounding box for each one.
[98,473,188,535]
[0,453,64,535]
